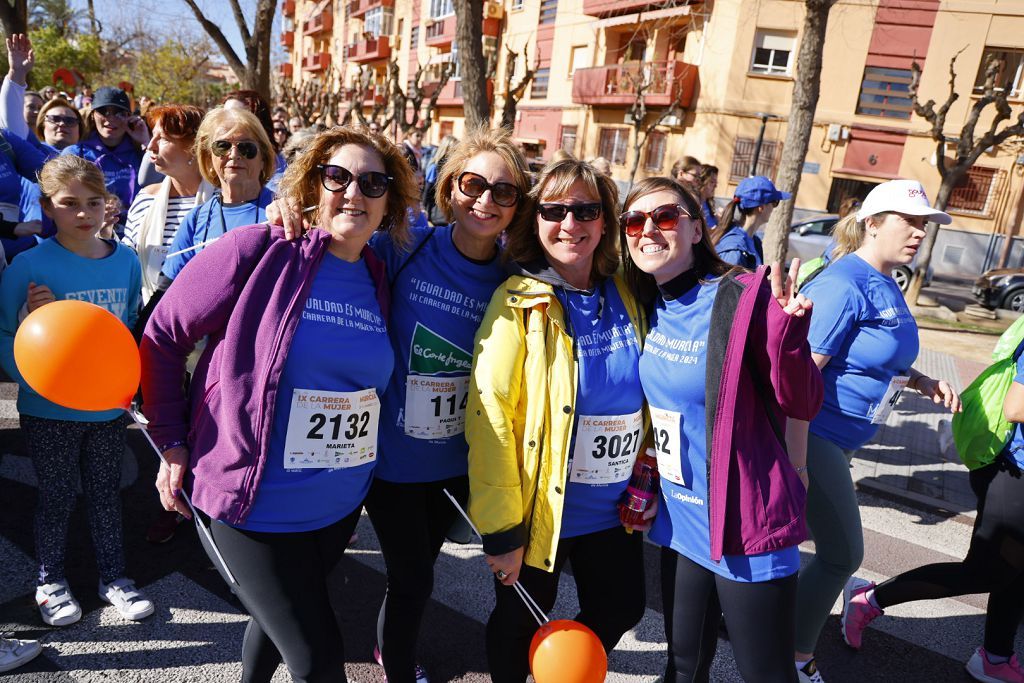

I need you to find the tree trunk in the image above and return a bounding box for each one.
[761,0,836,266]
[905,177,956,304]
[0,0,28,38]
[453,0,489,129]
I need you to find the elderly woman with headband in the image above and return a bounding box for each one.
[142,127,418,682]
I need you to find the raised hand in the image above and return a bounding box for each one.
[770,259,813,318]
[6,34,34,86]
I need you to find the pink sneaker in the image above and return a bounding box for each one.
[373,645,429,683]
[966,648,1024,683]
[841,577,881,649]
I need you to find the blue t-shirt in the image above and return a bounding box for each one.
[373,225,506,483]
[715,225,761,268]
[640,279,799,581]
[559,280,644,539]
[161,188,274,280]
[0,178,49,263]
[63,133,145,227]
[702,200,718,230]
[236,253,394,532]
[0,236,141,422]
[802,253,919,450]
[1006,344,1024,469]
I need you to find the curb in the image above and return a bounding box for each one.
[855,477,975,526]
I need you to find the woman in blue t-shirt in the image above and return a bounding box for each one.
[620,176,822,682]
[143,128,419,682]
[791,179,961,681]
[712,175,789,268]
[467,159,648,682]
[365,128,532,683]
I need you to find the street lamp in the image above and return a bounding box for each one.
[750,112,780,177]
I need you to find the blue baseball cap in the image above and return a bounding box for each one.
[735,176,791,210]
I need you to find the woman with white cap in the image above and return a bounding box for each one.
[713,175,790,268]
[789,179,962,683]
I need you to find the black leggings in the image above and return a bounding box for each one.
[661,548,798,683]
[486,525,646,683]
[207,508,361,683]
[874,457,1024,657]
[363,475,468,683]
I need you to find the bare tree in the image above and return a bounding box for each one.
[761,0,838,266]
[499,41,538,130]
[453,0,488,128]
[275,65,345,126]
[904,51,1024,304]
[180,0,276,102]
[624,63,686,188]
[0,0,28,38]
[329,58,454,134]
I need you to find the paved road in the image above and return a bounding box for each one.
[0,375,1005,682]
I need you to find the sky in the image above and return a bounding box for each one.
[70,0,283,65]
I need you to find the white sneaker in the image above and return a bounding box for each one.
[98,577,154,621]
[35,580,81,626]
[0,636,42,672]
[798,658,826,683]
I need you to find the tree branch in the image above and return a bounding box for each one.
[179,0,246,79]
[227,0,252,46]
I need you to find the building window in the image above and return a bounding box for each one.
[856,66,913,119]
[364,7,393,38]
[410,25,418,50]
[440,120,454,137]
[975,49,1024,99]
[511,0,524,8]
[568,45,587,77]
[948,166,1001,216]
[645,131,667,171]
[539,0,558,25]
[560,126,577,155]
[749,29,795,76]
[531,68,550,99]
[598,128,629,166]
[729,137,780,182]
[429,0,454,20]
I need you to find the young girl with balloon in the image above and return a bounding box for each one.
[0,154,152,627]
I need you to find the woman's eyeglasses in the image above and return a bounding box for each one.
[457,172,521,207]
[537,203,602,222]
[618,203,694,237]
[94,107,128,120]
[44,114,78,127]
[211,140,260,160]
[318,164,392,198]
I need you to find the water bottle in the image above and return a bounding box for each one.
[619,448,659,532]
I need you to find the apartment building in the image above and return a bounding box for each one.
[280,0,1024,276]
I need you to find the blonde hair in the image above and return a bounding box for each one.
[277,126,418,250]
[831,211,894,260]
[504,158,620,282]
[37,155,111,208]
[193,106,277,188]
[34,98,83,142]
[434,127,531,225]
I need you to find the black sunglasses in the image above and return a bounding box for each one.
[318,164,392,198]
[619,203,694,237]
[211,140,260,160]
[538,203,602,223]
[94,106,128,119]
[458,172,521,207]
[44,114,79,126]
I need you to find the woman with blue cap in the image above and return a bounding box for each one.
[712,175,790,268]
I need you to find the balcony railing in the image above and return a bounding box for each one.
[582,0,685,16]
[282,0,295,16]
[349,0,394,19]
[424,15,498,48]
[571,61,698,108]
[281,30,294,48]
[303,6,333,35]
[347,36,391,63]
[302,52,331,72]
[280,62,294,79]
[422,79,494,106]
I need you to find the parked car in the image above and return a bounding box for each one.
[973,268,1024,312]
[758,216,916,292]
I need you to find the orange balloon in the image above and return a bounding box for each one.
[529,619,607,683]
[13,300,140,411]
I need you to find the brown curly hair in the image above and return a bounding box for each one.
[503,158,621,283]
[277,126,418,250]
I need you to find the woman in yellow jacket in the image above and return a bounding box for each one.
[466,159,648,682]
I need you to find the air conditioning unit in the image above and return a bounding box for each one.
[484,1,504,19]
[827,123,842,142]
[662,115,682,127]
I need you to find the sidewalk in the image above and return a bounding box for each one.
[853,346,987,518]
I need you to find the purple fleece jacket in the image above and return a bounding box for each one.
[140,224,389,525]
[704,266,823,560]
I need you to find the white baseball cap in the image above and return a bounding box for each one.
[855,179,952,225]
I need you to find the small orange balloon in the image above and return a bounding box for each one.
[529,619,607,683]
[14,300,140,411]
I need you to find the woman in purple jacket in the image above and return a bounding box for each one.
[619,176,823,683]
[141,127,418,683]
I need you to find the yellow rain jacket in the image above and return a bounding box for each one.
[466,272,647,571]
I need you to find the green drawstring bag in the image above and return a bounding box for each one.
[796,256,827,291]
[952,315,1024,469]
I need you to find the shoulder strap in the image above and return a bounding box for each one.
[0,134,15,164]
[389,227,436,288]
